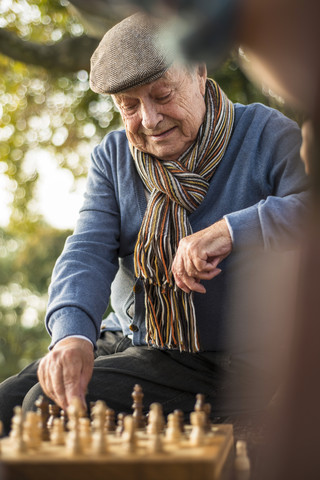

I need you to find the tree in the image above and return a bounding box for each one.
[0,0,122,381]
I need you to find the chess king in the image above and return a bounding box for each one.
[0,12,308,435]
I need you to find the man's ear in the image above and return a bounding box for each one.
[197,64,207,96]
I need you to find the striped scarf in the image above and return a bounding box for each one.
[130,79,234,352]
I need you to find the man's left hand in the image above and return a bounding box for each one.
[172,219,232,293]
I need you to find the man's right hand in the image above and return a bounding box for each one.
[37,337,94,412]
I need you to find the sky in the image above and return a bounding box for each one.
[0,149,86,230]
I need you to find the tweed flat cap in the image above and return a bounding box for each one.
[90,13,173,95]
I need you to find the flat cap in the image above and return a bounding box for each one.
[89,13,173,95]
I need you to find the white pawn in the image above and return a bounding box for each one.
[189,411,206,447]
[67,397,85,431]
[234,440,251,480]
[50,418,65,446]
[10,406,26,453]
[79,417,92,450]
[148,430,163,454]
[23,411,41,450]
[66,398,83,455]
[165,412,181,444]
[91,401,107,454]
[147,403,164,435]
[66,425,82,455]
[147,404,164,453]
[122,415,137,453]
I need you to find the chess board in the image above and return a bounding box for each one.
[0,424,234,480]
[0,389,236,480]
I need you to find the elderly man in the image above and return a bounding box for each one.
[0,13,308,434]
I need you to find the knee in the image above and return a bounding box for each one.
[0,361,40,435]
[22,383,46,413]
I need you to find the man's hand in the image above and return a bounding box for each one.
[37,337,94,412]
[172,219,232,293]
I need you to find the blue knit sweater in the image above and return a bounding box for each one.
[46,102,308,362]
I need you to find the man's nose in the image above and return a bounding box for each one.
[141,102,163,130]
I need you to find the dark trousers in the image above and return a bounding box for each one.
[0,332,271,436]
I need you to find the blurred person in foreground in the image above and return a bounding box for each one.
[0,12,309,436]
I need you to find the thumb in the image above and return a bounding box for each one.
[206,256,222,269]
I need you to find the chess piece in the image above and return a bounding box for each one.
[189,411,206,447]
[147,403,164,453]
[194,394,211,433]
[204,403,212,433]
[23,411,41,450]
[50,418,65,446]
[66,397,83,455]
[47,404,61,432]
[147,403,164,435]
[10,406,26,453]
[105,408,116,432]
[194,393,205,413]
[234,440,251,480]
[79,417,92,449]
[91,400,107,454]
[60,409,67,431]
[116,413,126,437]
[122,415,137,453]
[35,395,50,441]
[173,409,185,433]
[131,384,146,429]
[149,431,163,453]
[67,397,86,429]
[165,412,181,444]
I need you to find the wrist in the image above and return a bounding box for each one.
[53,336,94,351]
[215,218,232,243]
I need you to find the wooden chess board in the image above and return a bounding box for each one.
[0,424,234,480]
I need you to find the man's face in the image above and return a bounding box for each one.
[113,64,207,161]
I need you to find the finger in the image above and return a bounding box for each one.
[184,255,221,278]
[177,266,222,293]
[38,357,55,400]
[187,278,206,294]
[208,254,228,267]
[51,361,69,410]
[178,274,207,294]
[193,255,221,272]
[171,251,185,277]
[62,360,83,408]
[184,255,201,278]
[37,358,52,398]
[38,357,67,410]
[174,273,191,293]
[193,268,222,281]
[173,259,208,293]
[172,253,190,292]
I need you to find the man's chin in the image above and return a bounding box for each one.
[149,147,182,162]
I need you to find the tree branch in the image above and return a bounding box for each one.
[0,28,100,72]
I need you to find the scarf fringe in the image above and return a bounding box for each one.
[144,282,200,353]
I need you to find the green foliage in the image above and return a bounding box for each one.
[0,224,73,381]
[0,0,121,380]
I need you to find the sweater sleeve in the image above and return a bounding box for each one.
[224,109,309,251]
[45,136,121,348]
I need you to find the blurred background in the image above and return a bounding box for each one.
[0,0,301,383]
